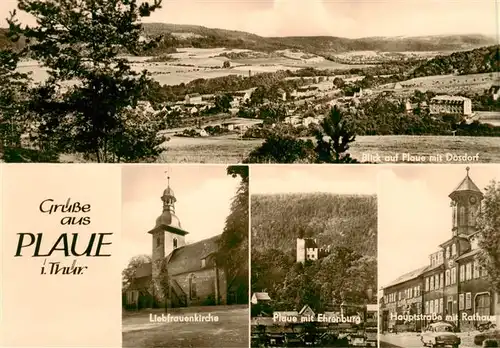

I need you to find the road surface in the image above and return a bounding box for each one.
[380,333,475,348]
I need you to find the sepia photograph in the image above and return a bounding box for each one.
[121,164,249,348]
[0,0,498,163]
[250,165,378,347]
[378,165,500,348]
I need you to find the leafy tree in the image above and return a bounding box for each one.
[477,180,500,293]
[214,93,233,112]
[0,48,30,159]
[222,60,231,68]
[122,254,152,291]
[244,132,315,163]
[259,103,287,124]
[333,77,345,88]
[216,165,249,304]
[8,0,166,162]
[314,106,358,163]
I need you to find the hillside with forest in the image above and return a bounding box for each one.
[412,45,500,77]
[1,21,495,54]
[251,193,377,258]
[142,23,495,55]
[251,193,377,312]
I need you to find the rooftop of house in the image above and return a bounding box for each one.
[383,265,429,289]
[431,95,471,103]
[253,292,272,301]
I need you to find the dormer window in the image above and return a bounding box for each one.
[173,238,178,249]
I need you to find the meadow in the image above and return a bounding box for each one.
[158,135,500,163]
[17,47,370,86]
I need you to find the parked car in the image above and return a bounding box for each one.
[474,329,500,346]
[420,322,461,347]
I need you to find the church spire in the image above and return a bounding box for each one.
[162,170,176,214]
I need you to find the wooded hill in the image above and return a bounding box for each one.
[1,21,495,55]
[251,193,377,258]
[412,44,500,77]
[251,193,377,311]
[142,23,496,54]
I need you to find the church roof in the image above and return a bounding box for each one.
[166,235,221,276]
[155,211,184,231]
[163,186,175,197]
[449,167,482,199]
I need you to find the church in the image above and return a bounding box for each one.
[124,176,233,309]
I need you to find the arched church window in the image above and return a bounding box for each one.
[189,274,197,299]
[173,238,178,249]
[459,206,465,226]
[451,243,456,256]
[468,207,475,226]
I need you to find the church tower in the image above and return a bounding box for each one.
[448,167,483,237]
[147,172,189,305]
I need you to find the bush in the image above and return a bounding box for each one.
[483,339,500,347]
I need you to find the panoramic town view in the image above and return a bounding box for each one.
[0,0,499,163]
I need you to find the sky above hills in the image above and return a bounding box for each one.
[0,0,499,39]
[378,165,500,289]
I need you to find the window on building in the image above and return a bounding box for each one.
[430,300,434,314]
[451,267,457,284]
[440,273,444,289]
[435,299,439,314]
[439,298,443,314]
[465,292,472,310]
[435,274,439,289]
[417,302,422,315]
[438,251,443,264]
[465,263,472,280]
[471,237,479,250]
[476,294,491,318]
[425,278,430,291]
[417,285,421,296]
[481,266,488,277]
[201,258,206,268]
[451,243,457,256]
[459,265,465,282]
[459,207,465,226]
[430,277,434,290]
[189,274,197,299]
[469,206,476,226]
[446,246,450,258]
[425,301,429,314]
[473,260,480,278]
[398,292,402,301]
[173,238,178,249]
[459,294,465,310]
[445,270,450,286]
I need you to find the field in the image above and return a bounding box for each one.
[379,73,499,94]
[160,135,500,163]
[17,47,370,86]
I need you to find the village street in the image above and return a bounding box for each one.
[380,333,477,348]
[122,305,248,348]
